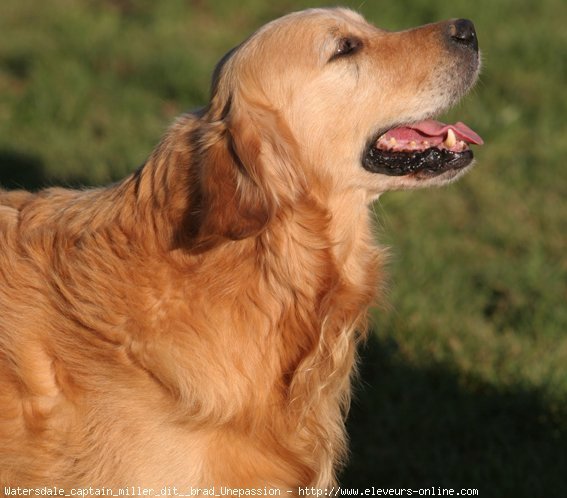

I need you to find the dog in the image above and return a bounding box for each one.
[0,8,482,491]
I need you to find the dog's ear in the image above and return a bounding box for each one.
[194,47,301,242]
[197,113,275,241]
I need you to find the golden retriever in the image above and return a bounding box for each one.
[0,8,482,492]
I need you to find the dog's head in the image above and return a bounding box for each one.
[196,8,482,239]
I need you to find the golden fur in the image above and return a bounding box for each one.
[0,8,479,491]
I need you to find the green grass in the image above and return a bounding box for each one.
[1,0,566,495]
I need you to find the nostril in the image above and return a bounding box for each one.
[449,19,478,52]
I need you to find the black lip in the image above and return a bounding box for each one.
[363,146,474,177]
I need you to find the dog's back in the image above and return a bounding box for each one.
[0,183,218,485]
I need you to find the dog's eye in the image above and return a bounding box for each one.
[330,36,362,61]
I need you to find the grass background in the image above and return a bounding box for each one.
[1,0,566,495]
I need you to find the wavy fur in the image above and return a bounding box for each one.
[0,7,478,490]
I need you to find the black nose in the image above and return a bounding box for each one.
[449,19,478,52]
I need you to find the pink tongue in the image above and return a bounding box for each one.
[387,120,484,145]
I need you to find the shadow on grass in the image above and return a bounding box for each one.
[0,149,90,190]
[341,333,567,497]
[0,149,50,190]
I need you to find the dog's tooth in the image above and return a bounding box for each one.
[410,141,416,147]
[423,140,430,147]
[389,137,397,146]
[444,128,457,148]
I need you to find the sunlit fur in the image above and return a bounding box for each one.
[0,8,478,490]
